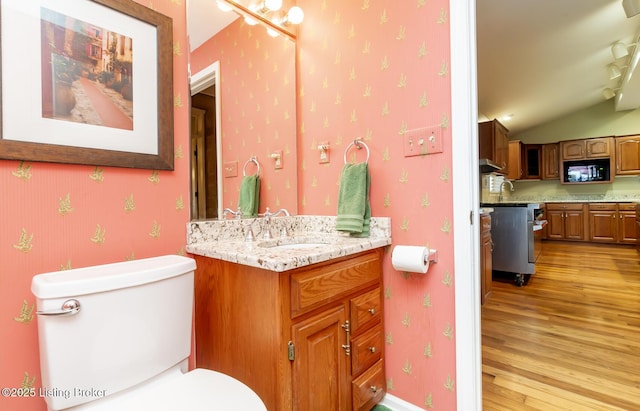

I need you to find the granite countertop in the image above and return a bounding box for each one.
[186,215,392,272]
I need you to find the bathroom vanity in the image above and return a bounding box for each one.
[187,216,391,411]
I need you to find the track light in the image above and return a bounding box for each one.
[603,87,620,100]
[612,41,629,59]
[622,0,640,18]
[607,63,622,80]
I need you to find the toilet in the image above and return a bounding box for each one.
[31,255,266,411]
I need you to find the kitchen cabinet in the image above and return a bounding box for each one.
[480,214,492,305]
[194,249,385,411]
[508,141,541,180]
[479,119,509,173]
[589,203,637,244]
[636,204,640,252]
[541,143,560,179]
[545,203,588,241]
[561,137,613,160]
[615,135,640,175]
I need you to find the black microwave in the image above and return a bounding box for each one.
[563,159,610,183]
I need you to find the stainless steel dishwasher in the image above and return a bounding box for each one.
[481,203,543,286]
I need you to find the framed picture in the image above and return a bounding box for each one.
[0,0,174,170]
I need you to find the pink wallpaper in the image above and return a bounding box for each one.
[0,1,190,410]
[295,1,455,409]
[190,18,298,214]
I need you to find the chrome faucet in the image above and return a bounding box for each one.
[498,180,514,202]
[259,208,291,239]
[222,208,243,219]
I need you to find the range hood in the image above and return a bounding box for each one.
[479,158,502,173]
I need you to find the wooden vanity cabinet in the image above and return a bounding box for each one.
[194,248,385,411]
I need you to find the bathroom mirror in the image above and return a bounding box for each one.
[188,0,298,220]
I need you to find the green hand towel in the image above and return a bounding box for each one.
[336,162,371,236]
[238,174,260,217]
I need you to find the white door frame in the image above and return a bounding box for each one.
[189,61,224,218]
[451,1,482,410]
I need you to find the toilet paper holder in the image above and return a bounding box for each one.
[426,249,438,264]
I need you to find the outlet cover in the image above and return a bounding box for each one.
[223,161,238,178]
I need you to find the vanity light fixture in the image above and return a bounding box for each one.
[255,0,283,14]
[623,0,640,18]
[281,6,304,26]
[216,0,233,12]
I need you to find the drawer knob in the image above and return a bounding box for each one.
[368,346,376,353]
[370,385,380,393]
[368,308,375,315]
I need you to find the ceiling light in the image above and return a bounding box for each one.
[282,6,304,25]
[607,63,622,79]
[612,41,629,59]
[622,0,640,18]
[216,0,233,12]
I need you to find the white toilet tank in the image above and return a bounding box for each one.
[31,255,197,411]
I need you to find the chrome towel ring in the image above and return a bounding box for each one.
[243,156,261,176]
[343,139,370,164]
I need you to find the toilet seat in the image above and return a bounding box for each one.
[73,368,266,411]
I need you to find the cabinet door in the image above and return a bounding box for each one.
[494,121,509,171]
[589,211,617,242]
[561,141,585,160]
[619,211,637,244]
[292,304,350,411]
[586,137,612,158]
[615,135,640,175]
[523,144,542,179]
[507,140,522,180]
[546,209,565,239]
[565,209,586,241]
[542,143,560,179]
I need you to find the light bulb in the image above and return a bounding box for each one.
[216,0,233,12]
[286,6,304,25]
[266,27,279,37]
[264,0,283,12]
[244,15,258,26]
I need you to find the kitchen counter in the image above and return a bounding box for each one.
[186,215,391,272]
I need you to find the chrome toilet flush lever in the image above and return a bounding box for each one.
[36,299,81,316]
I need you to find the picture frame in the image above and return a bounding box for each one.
[0,0,174,170]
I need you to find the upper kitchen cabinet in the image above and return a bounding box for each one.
[615,135,640,175]
[561,137,613,160]
[479,119,509,173]
[541,143,559,179]
[508,141,542,180]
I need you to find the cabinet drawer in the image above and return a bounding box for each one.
[588,203,616,211]
[352,359,385,411]
[290,251,381,317]
[546,203,585,211]
[350,288,381,334]
[351,325,383,376]
[618,203,636,212]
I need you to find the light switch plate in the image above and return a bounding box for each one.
[403,126,443,157]
[272,150,283,169]
[318,141,330,164]
[224,161,238,178]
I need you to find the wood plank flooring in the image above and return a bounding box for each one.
[481,241,640,411]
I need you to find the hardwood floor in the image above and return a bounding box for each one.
[481,241,640,411]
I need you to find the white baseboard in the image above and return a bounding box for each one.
[379,394,425,411]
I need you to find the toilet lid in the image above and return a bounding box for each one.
[77,369,267,411]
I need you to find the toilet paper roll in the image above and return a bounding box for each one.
[392,245,430,274]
